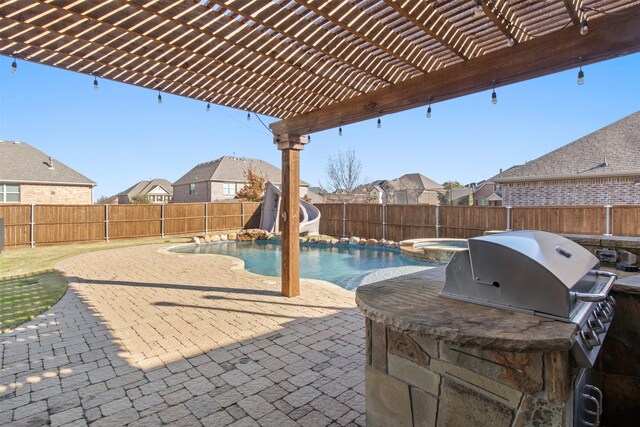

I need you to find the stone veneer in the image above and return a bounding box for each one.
[364,319,572,427]
[501,176,640,206]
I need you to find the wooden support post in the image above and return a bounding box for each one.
[276,134,308,297]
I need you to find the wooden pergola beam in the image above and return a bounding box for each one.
[270,5,640,136]
[481,0,515,41]
[382,0,470,60]
[563,0,586,27]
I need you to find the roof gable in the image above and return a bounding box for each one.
[390,173,443,191]
[0,141,95,186]
[174,156,309,186]
[494,112,640,182]
[117,179,173,198]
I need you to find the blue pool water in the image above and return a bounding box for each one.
[173,241,439,291]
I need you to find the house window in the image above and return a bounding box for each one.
[479,199,489,206]
[0,184,20,203]
[189,183,196,195]
[222,182,236,195]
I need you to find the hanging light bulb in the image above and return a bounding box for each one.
[338,126,343,136]
[246,112,251,121]
[507,35,515,47]
[580,20,588,35]
[93,76,98,90]
[10,58,17,74]
[577,67,585,85]
[377,118,382,129]
[157,91,162,104]
[206,102,211,112]
[307,134,311,142]
[474,0,483,16]
[491,88,497,105]
[426,98,432,118]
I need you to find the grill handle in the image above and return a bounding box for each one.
[575,271,617,302]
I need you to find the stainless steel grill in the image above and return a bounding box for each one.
[441,230,616,367]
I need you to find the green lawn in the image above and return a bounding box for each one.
[0,271,68,331]
[0,236,191,331]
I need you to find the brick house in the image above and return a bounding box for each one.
[116,179,173,204]
[0,140,95,204]
[385,173,444,205]
[471,180,502,206]
[493,112,640,206]
[173,156,309,203]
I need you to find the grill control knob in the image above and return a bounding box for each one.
[595,308,611,323]
[581,330,601,349]
[588,318,605,334]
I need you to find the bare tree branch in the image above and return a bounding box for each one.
[323,149,363,193]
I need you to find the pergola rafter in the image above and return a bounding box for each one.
[1,0,639,297]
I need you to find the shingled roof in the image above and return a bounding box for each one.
[494,112,640,182]
[0,140,95,186]
[117,179,173,199]
[174,156,309,187]
[388,173,444,191]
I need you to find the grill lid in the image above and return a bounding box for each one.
[468,230,599,290]
[441,230,601,319]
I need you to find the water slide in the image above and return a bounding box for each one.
[260,182,320,236]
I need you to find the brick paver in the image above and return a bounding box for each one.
[0,244,365,426]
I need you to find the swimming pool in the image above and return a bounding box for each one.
[173,241,439,291]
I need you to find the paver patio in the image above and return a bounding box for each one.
[0,244,366,426]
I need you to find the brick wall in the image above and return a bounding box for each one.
[19,184,93,204]
[173,182,209,203]
[502,176,640,206]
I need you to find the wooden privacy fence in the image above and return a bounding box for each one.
[0,202,261,248]
[315,204,640,240]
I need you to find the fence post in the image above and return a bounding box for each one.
[382,204,386,240]
[241,202,245,229]
[506,206,512,231]
[604,205,612,236]
[30,203,35,248]
[435,205,440,239]
[342,203,347,237]
[105,204,109,243]
[161,204,165,239]
[204,203,208,234]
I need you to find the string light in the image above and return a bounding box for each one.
[580,20,589,35]
[426,98,432,118]
[157,90,162,104]
[93,76,98,90]
[491,82,497,105]
[475,0,483,16]
[577,59,585,85]
[10,58,17,74]
[338,126,343,136]
[206,102,211,112]
[377,117,382,129]
[246,112,251,121]
[507,35,515,47]
[307,134,311,142]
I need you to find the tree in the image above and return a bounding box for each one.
[323,148,363,194]
[236,167,266,202]
[131,195,151,204]
[437,181,464,205]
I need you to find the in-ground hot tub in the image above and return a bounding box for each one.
[400,238,468,262]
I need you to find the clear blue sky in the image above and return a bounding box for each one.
[1,53,638,201]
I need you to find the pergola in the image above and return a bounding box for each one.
[2,0,638,297]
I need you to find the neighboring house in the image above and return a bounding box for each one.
[493,112,640,206]
[116,179,173,204]
[471,180,503,206]
[0,140,95,204]
[173,156,309,202]
[385,173,444,205]
[306,187,325,204]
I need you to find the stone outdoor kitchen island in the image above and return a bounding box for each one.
[355,268,580,426]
